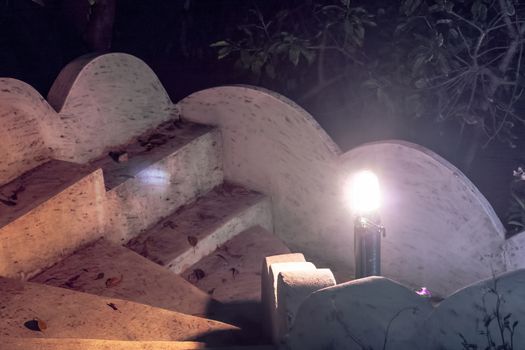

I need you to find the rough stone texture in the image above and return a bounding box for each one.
[0,79,60,185]
[3,339,276,350]
[342,141,507,295]
[48,53,179,163]
[179,86,506,296]
[100,121,223,243]
[0,277,239,343]
[267,262,316,344]
[0,162,106,279]
[182,226,291,303]
[127,183,272,274]
[261,254,305,340]
[30,239,213,317]
[422,269,525,350]
[275,269,336,343]
[503,232,525,270]
[285,276,433,350]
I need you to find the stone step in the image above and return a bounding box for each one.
[182,226,290,304]
[126,183,272,275]
[182,226,290,345]
[96,119,223,243]
[0,277,240,345]
[2,338,276,350]
[30,238,214,317]
[0,159,106,278]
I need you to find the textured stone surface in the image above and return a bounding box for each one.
[127,183,272,274]
[30,239,213,316]
[275,269,336,343]
[261,254,306,340]
[0,164,106,279]
[179,86,506,296]
[48,53,179,163]
[182,226,290,303]
[422,269,525,350]
[2,338,275,350]
[0,79,60,186]
[267,262,316,344]
[0,277,239,343]
[285,276,433,350]
[101,121,223,243]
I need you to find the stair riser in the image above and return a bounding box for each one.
[106,130,223,243]
[0,169,106,279]
[168,198,273,275]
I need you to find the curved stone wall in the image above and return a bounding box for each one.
[48,52,178,162]
[0,52,519,296]
[179,86,508,296]
[0,79,59,185]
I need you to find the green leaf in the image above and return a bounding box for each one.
[401,0,422,16]
[299,47,316,65]
[210,41,230,48]
[218,46,232,60]
[289,45,301,66]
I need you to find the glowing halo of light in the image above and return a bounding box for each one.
[344,170,381,215]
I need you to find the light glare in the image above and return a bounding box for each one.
[346,170,381,214]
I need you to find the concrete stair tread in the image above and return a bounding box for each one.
[0,159,94,227]
[90,120,214,190]
[126,183,269,271]
[30,238,213,317]
[3,338,275,350]
[182,226,290,304]
[0,277,239,344]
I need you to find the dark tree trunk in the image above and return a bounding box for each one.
[84,0,116,51]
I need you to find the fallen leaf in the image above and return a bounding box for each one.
[187,236,198,247]
[230,268,239,279]
[105,275,123,288]
[94,272,105,280]
[24,318,47,332]
[163,220,176,229]
[188,269,205,283]
[61,274,80,288]
[107,303,119,311]
[208,288,216,295]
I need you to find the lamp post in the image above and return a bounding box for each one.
[347,170,384,279]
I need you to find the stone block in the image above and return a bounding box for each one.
[422,269,525,350]
[261,253,306,340]
[285,276,433,350]
[276,268,336,343]
[268,262,316,344]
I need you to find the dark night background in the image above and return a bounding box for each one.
[1,0,524,229]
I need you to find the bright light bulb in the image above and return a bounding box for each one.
[345,170,381,214]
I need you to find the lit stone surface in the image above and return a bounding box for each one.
[182,226,291,303]
[2,339,276,350]
[0,165,106,279]
[267,262,316,344]
[285,276,433,350]
[0,79,60,185]
[0,277,239,343]
[30,239,213,317]
[180,86,506,296]
[261,253,305,340]
[275,268,336,344]
[101,122,223,243]
[422,269,525,350]
[127,183,273,274]
[48,53,179,163]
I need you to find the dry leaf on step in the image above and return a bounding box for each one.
[105,275,123,288]
[187,236,198,247]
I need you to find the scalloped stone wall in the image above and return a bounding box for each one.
[179,86,510,296]
[0,53,522,296]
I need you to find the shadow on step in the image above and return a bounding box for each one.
[206,300,270,345]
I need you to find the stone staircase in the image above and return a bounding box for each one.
[0,106,287,347]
